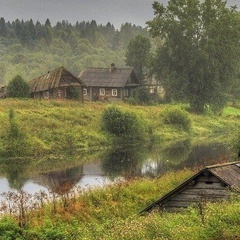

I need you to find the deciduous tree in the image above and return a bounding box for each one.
[7,75,30,98]
[148,0,240,113]
[125,35,151,83]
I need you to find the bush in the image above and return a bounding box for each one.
[7,75,30,98]
[133,87,152,105]
[161,107,191,131]
[0,217,23,240]
[132,86,163,105]
[102,106,142,139]
[66,86,81,100]
[4,109,32,157]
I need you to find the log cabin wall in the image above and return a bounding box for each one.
[162,172,231,210]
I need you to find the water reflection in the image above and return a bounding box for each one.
[34,166,83,195]
[0,158,29,190]
[140,141,231,177]
[101,144,146,179]
[0,140,233,197]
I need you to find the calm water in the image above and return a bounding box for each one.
[0,140,233,198]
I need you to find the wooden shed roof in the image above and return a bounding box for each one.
[141,161,240,213]
[78,67,139,88]
[29,66,84,93]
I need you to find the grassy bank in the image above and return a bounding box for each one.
[1,169,240,239]
[0,99,240,158]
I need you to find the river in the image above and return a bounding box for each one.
[0,140,234,199]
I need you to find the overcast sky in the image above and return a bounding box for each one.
[0,0,239,29]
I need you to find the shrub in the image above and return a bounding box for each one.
[7,75,30,98]
[102,106,142,139]
[133,87,152,105]
[4,109,32,157]
[66,86,81,100]
[132,86,162,105]
[0,217,23,240]
[161,107,191,131]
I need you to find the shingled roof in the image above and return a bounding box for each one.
[78,66,139,88]
[141,161,240,213]
[30,66,84,93]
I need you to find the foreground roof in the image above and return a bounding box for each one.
[78,67,139,88]
[30,66,84,93]
[141,161,240,212]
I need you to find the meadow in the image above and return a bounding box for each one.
[1,169,240,239]
[0,98,239,158]
[0,99,240,239]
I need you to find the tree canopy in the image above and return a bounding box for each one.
[0,19,149,85]
[125,35,151,83]
[7,75,30,98]
[148,0,240,113]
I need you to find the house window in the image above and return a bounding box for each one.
[112,89,117,96]
[100,88,105,96]
[83,88,87,95]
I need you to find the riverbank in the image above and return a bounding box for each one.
[1,168,240,239]
[0,99,240,158]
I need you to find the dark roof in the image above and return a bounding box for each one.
[78,67,139,88]
[141,161,240,213]
[29,66,85,93]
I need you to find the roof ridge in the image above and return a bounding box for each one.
[85,67,132,70]
[206,161,240,169]
[30,66,66,82]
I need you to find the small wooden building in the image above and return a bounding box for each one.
[29,66,85,100]
[0,85,6,98]
[78,63,139,101]
[141,161,240,212]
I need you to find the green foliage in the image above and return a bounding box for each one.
[133,87,151,105]
[132,86,161,105]
[66,86,81,100]
[0,217,23,240]
[0,18,150,85]
[102,106,143,139]
[161,107,191,131]
[0,100,239,157]
[7,75,30,98]
[2,169,240,239]
[3,109,32,157]
[149,0,240,114]
[125,35,151,82]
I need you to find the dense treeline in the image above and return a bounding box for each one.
[0,17,149,84]
[1,0,240,114]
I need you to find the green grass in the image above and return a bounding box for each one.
[1,169,240,239]
[1,99,240,158]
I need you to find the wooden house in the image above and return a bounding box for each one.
[141,161,240,212]
[78,63,139,101]
[29,66,85,100]
[0,85,6,98]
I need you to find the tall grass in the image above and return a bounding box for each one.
[0,99,240,157]
[1,169,240,239]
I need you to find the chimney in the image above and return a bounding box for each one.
[109,63,116,72]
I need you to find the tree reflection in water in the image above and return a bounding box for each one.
[0,158,29,190]
[34,166,83,195]
[101,144,146,180]
[141,141,232,177]
[0,141,233,196]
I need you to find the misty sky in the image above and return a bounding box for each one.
[0,0,239,29]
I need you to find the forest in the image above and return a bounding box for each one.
[0,17,150,85]
[1,0,240,114]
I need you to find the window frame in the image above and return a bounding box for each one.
[99,88,105,96]
[83,88,87,95]
[112,89,117,96]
